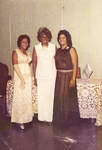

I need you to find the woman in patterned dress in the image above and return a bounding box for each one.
[11,35,33,129]
[32,27,57,125]
[53,30,80,126]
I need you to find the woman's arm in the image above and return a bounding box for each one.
[69,47,78,87]
[54,46,57,58]
[32,47,37,86]
[12,50,26,90]
[29,62,33,88]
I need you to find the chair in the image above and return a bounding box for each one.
[76,67,81,78]
[0,94,6,115]
[0,62,12,115]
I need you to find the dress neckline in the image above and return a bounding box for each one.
[18,48,28,56]
[40,42,49,49]
[61,46,69,50]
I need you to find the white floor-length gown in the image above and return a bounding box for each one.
[35,43,56,122]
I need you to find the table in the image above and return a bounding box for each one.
[6,80,38,116]
[77,79,102,126]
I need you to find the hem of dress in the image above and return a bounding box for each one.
[11,118,33,124]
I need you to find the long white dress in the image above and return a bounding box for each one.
[11,48,33,123]
[35,43,56,122]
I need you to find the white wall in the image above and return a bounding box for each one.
[0,0,102,79]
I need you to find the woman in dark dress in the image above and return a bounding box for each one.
[53,30,79,126]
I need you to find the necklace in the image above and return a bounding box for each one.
[61,46,69,50]
[42,46,48,51]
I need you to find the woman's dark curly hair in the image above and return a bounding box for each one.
[17,34,30,50]
[57,30,72,48]
[37,27,52,42]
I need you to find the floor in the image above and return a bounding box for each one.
[0,107,102,150]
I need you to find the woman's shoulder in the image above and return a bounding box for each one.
[57,47,61,50]
[69,47,76,52]
[12,49,18,58]
[13,48,18,51]
[49,43,55,46]
[69,47,77,56]
[12,48,19,54]
[34,43,41,49]
[57,47,61,51]
[35,43,41,46]
[49,43,56,49]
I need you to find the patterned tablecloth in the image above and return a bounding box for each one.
[77,79,102,126]
[6,80,38,116]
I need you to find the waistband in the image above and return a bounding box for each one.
[57,69,73,72]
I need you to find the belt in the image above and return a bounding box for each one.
[57,69,73,72]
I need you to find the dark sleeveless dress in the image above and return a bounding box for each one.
[53,47,80,126]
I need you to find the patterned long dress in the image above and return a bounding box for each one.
[53,47,80,125]
[11,48,33,123]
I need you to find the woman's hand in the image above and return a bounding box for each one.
[69,79,75,88]
[34,78,37,86]
[19,79,26,90]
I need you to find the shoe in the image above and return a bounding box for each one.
[19,124,24,130]
[43,121,46,124]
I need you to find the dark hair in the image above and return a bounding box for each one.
[57,30,72,48]
[37,27,52,42]
[17,34,30,50]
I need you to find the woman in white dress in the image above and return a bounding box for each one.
[32,27,57,125]
[12,35,33,129]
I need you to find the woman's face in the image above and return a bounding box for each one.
[40,33,49,45]
[59,34,67,47]
[20,38,28,50]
